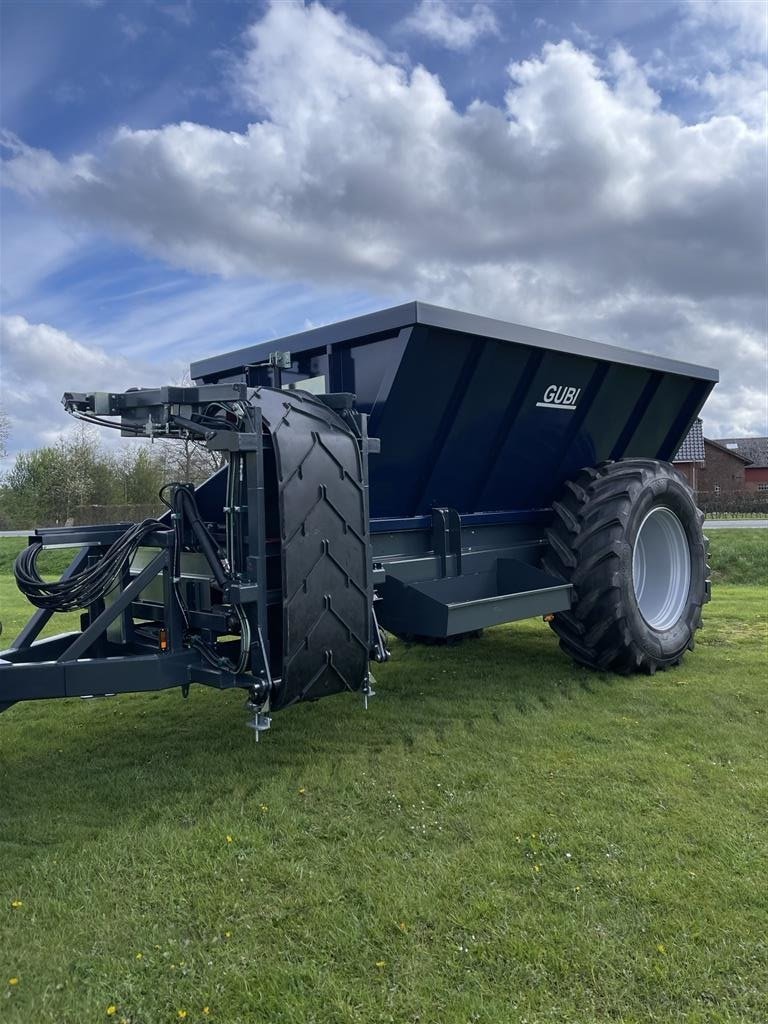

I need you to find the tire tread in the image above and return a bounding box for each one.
[547,458,710,673]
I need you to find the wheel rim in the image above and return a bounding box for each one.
[632,506,691,631]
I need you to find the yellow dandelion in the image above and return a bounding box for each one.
[260,804,269,812]
[106,1006,117,1016]
[9,978,19,986]
[225,931,231,938]
[203,1009,210,1017]
[298,788,306,795]
[226,835,233,844]
[657,944,666,954]
[11,900,23,909]
[135,952,143,960]
[178,1011,187,1020]
[375,960,386,968]
[397,921,407,932]
[534,864,541,873]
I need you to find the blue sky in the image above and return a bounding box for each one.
[1,0,766,458]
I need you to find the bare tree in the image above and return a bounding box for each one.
[156,434,225,484]
[154,370,226,484]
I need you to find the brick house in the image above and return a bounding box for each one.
[714,437,768,493]
[696,439,751,494]
[673,419,750,495]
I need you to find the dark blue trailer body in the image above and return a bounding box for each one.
[2,302,719,723]
[192,302,718,523]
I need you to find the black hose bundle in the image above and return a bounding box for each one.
[14,519,169,612]
[159,482,250,674]
[16,482,250,675]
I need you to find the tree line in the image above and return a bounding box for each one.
[0,424,223,529]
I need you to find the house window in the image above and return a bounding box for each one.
[758,483,768,492]
[714,484,721,494]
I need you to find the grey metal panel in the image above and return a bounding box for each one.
[192,302,419,381]
[413,302,719,382]
[378,559,572,637]
[191,300,719,384]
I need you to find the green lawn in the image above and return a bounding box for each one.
[0,533,766,1024]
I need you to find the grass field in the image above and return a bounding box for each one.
[1,532,766,1024]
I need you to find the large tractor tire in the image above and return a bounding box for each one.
[543,459,709,674]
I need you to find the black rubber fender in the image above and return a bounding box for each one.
[254,388,371,709]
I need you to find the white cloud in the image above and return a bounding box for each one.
[1,314,125,391]
[0,315,179,459]
[683,0,768,54]
[643,4,767,130]
[0,315,122,457]
[1,0,766,436]
[400,0,499,51]
[700,60,768,126]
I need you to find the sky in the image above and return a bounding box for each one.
[1,0,766,463]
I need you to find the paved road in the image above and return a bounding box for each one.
[705,520,768,529]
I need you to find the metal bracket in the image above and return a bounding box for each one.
[246,710,272,741]
[246,684,272,741]
[268,351,292,370]
[362,674,376,710]
[370,604,390,664]
[431,507,462,578]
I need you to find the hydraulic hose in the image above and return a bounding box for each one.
[14,519,169,612]
[171,487,228,588]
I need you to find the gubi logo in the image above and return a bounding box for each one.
[535,384,581,411]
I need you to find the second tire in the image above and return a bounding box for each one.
[542,458,709,674]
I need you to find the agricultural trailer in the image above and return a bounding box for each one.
[0,302,717,734]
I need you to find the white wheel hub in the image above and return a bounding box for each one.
[632,506,692,631]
